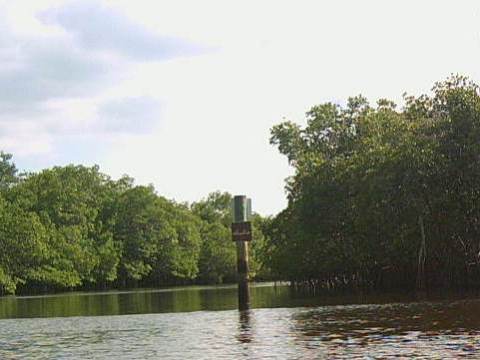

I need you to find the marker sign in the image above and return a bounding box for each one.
[231,221,252,242]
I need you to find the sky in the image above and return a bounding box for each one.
[0,0,479,215]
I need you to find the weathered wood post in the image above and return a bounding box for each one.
[232,195,252,311]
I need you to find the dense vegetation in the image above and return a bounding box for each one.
[3,75,479,296]
[266,76,480,292]
[0,158,269,295]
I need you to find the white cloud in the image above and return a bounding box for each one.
[39,1,205,60]
[0,0,201,163]
[97,96,162,134]
[1,0,480,215]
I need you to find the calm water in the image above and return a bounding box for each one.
[1,283,480,359]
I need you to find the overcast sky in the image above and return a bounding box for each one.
[1,0,479,215]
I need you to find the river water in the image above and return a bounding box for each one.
[0,283,479,359]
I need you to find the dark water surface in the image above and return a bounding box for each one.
[1,283,480,359]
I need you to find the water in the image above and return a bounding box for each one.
[0,284,479,359]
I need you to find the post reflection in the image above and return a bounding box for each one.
[237,309,253,344]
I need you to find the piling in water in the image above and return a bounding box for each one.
[232,195,251,311]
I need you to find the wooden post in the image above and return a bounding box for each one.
[232,195,251,311]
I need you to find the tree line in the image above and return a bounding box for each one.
[0,156,270,295]
[3,75,478,296]
[266,75,480,292]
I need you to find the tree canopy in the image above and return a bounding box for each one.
[2,75,479,295]
[267,75,480,291]
[0,163,268,295]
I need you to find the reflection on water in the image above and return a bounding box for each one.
[290,300,480,358]
[237,310,252,344]
[0,283,427,319]
[0,283,296,319]
[0,284,480,358]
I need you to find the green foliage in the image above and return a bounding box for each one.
[192,192,237,284]
[192,191,270,283]
[267,75,480,291]
[5,165,120,288]
[0,196,49,294]
[0,155,268,294]
[5,74,479,295]
[115,185,201,285]
[0,152,19,192]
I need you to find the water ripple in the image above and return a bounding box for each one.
[1,291,480,358]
